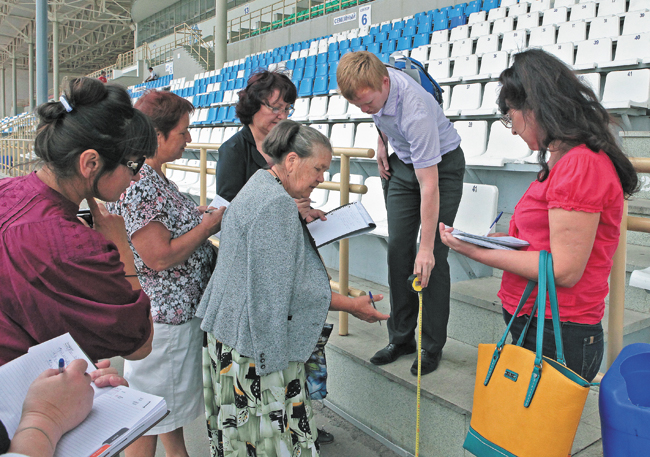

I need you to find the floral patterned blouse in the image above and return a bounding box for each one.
[107,164,216,325]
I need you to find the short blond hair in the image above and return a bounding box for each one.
[337,51,388,100]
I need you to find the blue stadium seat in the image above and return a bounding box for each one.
[397,36,412,51]
[466,0,481,14]
[298,78,314,97]
[380,23,391,34]
[433,17,449,31]
[449,3,467,17]
[235,78,245,89]
[192,95,201,107]
[328,73,338,92]
[378,52,390,64]
[389,29,402,40]
[433,9,448,22]
[367,42,381,54]
[312,76,329,96]
[340,47,352,57]
[413,32,430,48]
[316,63,328,76]
[351,44,366,52]
[206,92,217,106]
[317,53,327,64]
[213,91,224,105]
[377,31,388,42]
[245,59,252,69]
[328,61,338,75]
[225,105,238,123]
[362,35,374,46]
[350,37,362,48]
[481,0,500,11]
[339,39,350,51]
[392,20,405,30]
[244,69,251,80]
[369,25,380,35]
[328,42,339,52]
[382,40,397,53]
[295,57,306,69]
[226,80,235,90]
[328,50,339,62]
[205,107,218,124]
[449,14,467,28]
[292,67,304,81]
[304,65,316,79]
[403,23,417,37]
[306,55,317,66]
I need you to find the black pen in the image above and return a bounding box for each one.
[368,291,381,326]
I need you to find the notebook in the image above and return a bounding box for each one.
[0,333,168,457]
[307,201,376,248]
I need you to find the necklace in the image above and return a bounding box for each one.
[270,167,282,185]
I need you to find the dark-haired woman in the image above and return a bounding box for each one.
[440,49,638,382]
[107,90,225,457]
[197,120,388,457]
[0,77,156,366]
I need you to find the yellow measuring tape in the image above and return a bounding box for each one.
[408,274,423,457]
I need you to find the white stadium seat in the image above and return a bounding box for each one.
[454,183,499,235]
[430,30,450,44]
[429,42,451,60]
[600,32,650,68]
[488,6,508,21]
[597,0,626,16]
[451,54,479,81]
[308,96,329,121]
[465,51,509,80]
[445,83,483,116]
[542,43,576,66]
[463,81,501,116]
[542,7,569,26]
[451,38,474,58]
[327,95,350,120]
[475,34,500,55]
[573,38,613,70]
[210,127,224,144]
[530,0,552,12]
[469,11,488,24]
[311,172,330,209]
[330,123,355,148]
[453,120,489,158]
[516,12,541,29]
[466,121,532,166]
[492,16,515,34]
[501,30,528,52]
[470,21,492,38]
[588,15,620,39]
[622,11,650,35]
[570,2,597,20]
[222,126,239,143]
[428,59,452,81]
[557,20,587,42]
[361,177,388,237]
[347,103,372,120]
[577,73,602,99]
[508,2,530,17]
[320,173,364,212]
[528,25,557,47]
[290,98,311,121]
[309,123,331,138]
[601,69,650,110]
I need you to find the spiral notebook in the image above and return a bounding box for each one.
[307,201,376,248]
[0,333,168,457]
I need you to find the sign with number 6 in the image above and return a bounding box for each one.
[359,5,371,28]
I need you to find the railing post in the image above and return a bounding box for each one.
[607,200,628,368]
[200,147,208,206]
[338,153,351,336]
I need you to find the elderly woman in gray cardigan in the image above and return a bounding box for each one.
[196,119,387,457]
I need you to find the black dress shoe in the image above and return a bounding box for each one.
[370,342,417,365]
[411,349,442,375]
[316,428,334,445]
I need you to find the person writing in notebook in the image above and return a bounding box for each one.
[440,49,638,381]
[1,360,128,457]
[337,51,465,375]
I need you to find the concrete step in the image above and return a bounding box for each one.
[620,131,650,200]
[627,198,650,248]
[324,272,603,457]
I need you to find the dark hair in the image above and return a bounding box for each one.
[236,70,297,125]
[498,49,638,197]
[134,90,194,139]
[262,119,331,164]
[148,67,154,71]
[34,77,157,194]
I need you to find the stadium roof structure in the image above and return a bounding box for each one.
[0,0,135,74]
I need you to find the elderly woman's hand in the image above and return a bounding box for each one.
[199,206,226,236]
[295,198,326,222]
[349,294,390,323]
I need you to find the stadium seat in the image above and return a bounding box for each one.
[410,45,430,61]
[508,2,530,17]
[397,36,413,51]
[304,65,316,79]
[466,1,481,15]
[445,83,482,115]
[320,173,364,212]
[542,42,576,65]
[433,16,449,31]
[455,183,499,235]
[309,124,330,140]
[451,38,474,57]
[453,121,488,158]
[327,95,350,120]
[429,42,451,60]
[430,29,449,44]
[315,63,328,77]
[487,6,508,21]
[623,11,650,35]
[553,0,576,7]
[502,30,528,52]
[361,177,388,237]
[427,58,452,81]
[417,21,433,35]
[530,0,552,12]
[482,0,500,11]
[310,172,330,209]
[195,108,209,125]
[210,127,224,144]
[469,11,488,24]
[570,2,597,20]
[175,159,201,194]
[517,12,541,29]
[474,34,499,55]
[330,123,356,148]
[627,0,650,12]
[291,98,311,121]
[528,25,557,47]
[187,161,217,197]
[225,105,238,123]
[166,158,188,184]
[308,95,329,120]
[450,24,470,40]
[205,107,219,125]
[198,127,212,143]
[451,54,480,80]
[413,33,430,48]
[470,21,491,38]
[222,126,239,143]
[466,51,509,80]
[353,123,379,149]
[600,32,650,68]
[597,0,626,16]
[574,38,613,69]
[449,14,468,29]
[466,121,532,166]
[588,15,621,39]
[557,20,587,42]
[577,73,601,100]
[347,103,372,119]
[601,69,650,110]
[492,17,515,35]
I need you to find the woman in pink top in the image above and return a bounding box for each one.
[440,49,638,381]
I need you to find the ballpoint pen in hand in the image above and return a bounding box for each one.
[368,291,381,326]
[484,211,504,237]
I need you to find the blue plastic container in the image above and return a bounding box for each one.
[600,343,650,456]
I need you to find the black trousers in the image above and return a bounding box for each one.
[382,145,465,354]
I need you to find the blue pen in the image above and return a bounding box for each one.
[368,291,381,326]
[484,211,504,236]
[58,358,65,374]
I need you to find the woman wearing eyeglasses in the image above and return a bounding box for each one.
[0,77,156,366]
[440,49,638,381]
[106,90,225,457]
[216,71,325,222]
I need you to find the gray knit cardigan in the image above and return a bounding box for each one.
[196,170,332,376]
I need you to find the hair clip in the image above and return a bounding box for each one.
[59,94,73,113]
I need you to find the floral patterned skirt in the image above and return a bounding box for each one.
[206,333,320,457]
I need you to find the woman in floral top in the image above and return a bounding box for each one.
[107,90,225,457]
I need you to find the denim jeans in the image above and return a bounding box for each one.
[502,309,604,382]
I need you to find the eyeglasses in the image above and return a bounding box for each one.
[263,101,295,116]
[120,156,146,175]
[500,112,513,129]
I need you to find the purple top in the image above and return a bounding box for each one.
[106,164,216,325]
[373,68,461,169]
[0,172,152,366]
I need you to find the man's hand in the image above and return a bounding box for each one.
[377,133,391,179]
[414,249,436,288]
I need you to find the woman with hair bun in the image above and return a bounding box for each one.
[197,119,388,457]
[0,77,157,366]
[440,49,638,381]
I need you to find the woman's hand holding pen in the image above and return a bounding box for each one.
[199,206,226,236]
[350,294,389,323]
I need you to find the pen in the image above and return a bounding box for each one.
[484,211,504,237]
[368,291,381,326]
[58,358,65,373]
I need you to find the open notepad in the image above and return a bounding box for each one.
[205,194,230,239]
[446,226,529,250]
[0,334,168,457]
[307,202,376,248]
